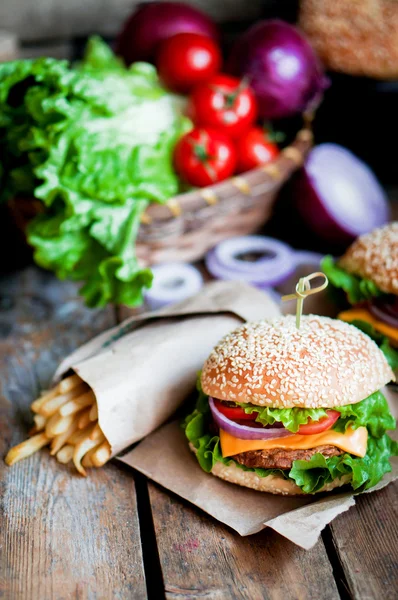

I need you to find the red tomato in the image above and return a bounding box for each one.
[157,33,221,93]
[236,127,279,173]
[174,127,236,187]
[189,74,257,139]
[298,411,340,435]
[214,399,257,421]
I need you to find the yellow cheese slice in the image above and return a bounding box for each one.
[338,307,398,345]
[220,426,368,458]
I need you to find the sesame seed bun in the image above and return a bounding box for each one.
[201,315,394,409]
[190,443,351,495]
[339,222,398,296]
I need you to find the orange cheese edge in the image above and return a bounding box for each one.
[338,307,398,345]
[220,426,368,458]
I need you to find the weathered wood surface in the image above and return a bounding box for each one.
[0,268,147,599]
[1,266,398,599]
[148,482,340,600]
[328,483,398,600]
[0,0,263,43]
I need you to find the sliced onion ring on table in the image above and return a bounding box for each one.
[209,397,294,440]
[205,236,295,286]
[294,144,390,245]
[369,298,398,328]
[145,263,203,310]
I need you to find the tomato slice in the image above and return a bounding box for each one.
[214,399,257,421]
[298,410,340,435]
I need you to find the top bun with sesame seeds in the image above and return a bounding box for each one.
[201,314,395,409]
[338,222,398,296]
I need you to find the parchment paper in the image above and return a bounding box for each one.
[54,281,280,455]
[118,385,397,550]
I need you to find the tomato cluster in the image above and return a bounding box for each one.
[156,33,280,187]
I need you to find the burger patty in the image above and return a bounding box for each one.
[233,445,343,470]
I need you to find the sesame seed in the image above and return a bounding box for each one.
[339,222,398,295]
[201,314,394,409]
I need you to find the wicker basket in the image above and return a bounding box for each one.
[8,126,312,266]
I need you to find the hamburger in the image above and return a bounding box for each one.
[322,222,398,372]
[182,315,397,495]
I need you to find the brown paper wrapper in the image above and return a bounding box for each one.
[118,388,398,549]
[53,281,280,456]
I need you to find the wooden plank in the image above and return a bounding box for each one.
[327,482,398,600]
[148,482,340,600]
[0,267,147,599]
[0,0,263,43]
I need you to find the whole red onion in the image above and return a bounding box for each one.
[116,1,219,65]
[228,20,328,120]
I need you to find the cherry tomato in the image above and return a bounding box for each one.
[157,33,221,93]
[174,127,236,187]
[298,410,340,435]
[214,399,257,421]
[189,74,257,139]
[236,127,279,173]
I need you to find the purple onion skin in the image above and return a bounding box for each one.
[228,20,328,120]
[116,2,219,65]
[294,169,357,246]
[293,144,390,247]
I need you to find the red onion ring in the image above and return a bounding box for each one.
[205,236,296,286]
[209,397,294,441]
[145,263,203,310]
[369,298,398,328]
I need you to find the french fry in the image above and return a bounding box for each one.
[29,414,47,434]
[82,453,94,468]
[50,420,79,455]
[33,414,47,431]
[59,391,95,417]
[45,412,76,437]
[31,386,60,413]
[89,403,98,422]
[67,424,96,445]
[89,423,103,441]
[56,445,74,464]
[90,441,111,467]
[39,383,89,417]
[5,433,50,466]
[59,374,82,394]
[73,436,103,476]
[77,409,91,430]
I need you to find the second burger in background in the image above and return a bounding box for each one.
[183,315,397,495]
[322,222,398,371]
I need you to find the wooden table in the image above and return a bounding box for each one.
[1,267,397,600]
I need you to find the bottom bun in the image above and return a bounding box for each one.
[189,443,351,496]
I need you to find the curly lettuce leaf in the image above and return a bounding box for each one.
[183,380,283,478]
[235,390,395,436]
[0,38,191,307]
[322,255,384,304]
[239,404,329,433]
[182,379,397,493]
[349,319,398,372]
[289,434,398,493]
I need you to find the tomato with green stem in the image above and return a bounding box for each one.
[236,127,280,173]
[174,127,236,187]
[189,74,257,139]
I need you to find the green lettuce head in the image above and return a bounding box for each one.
[0,37,191,307]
